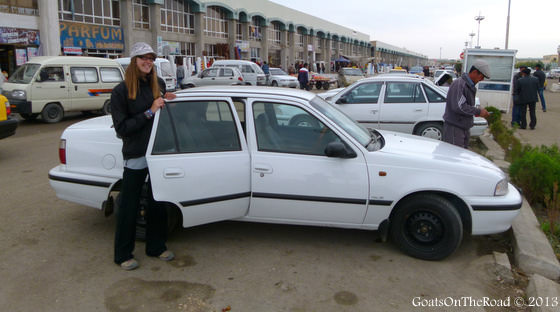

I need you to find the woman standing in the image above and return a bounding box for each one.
[110,42,176,270]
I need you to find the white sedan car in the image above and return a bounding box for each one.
[268,67,298,88]
[319,75,488,140]
[49,86,521,260]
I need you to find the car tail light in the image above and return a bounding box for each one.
[59,139,66,164]
[5,100,10,115]
[238,76,243,82]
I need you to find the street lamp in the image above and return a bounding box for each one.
[505,0,511,49]
[439,47,442,60]
[475,13,485,48]
[469,32,476,48]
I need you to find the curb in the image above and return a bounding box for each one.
[526,274,560,312]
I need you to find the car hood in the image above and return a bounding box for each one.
[67,115,114,130]
[374,130,503,176]
[317,88,344,99]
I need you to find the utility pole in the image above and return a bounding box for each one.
[469,32,476,48]
[505,0,511,49]
[475,13,485,48]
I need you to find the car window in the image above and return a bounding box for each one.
[159,61,174,77]
[37,67,65,82]
[152,101,241,154]
[270,68,287,75]
[203,69,218,78]
[220,68,234,77]
[346,82,382,104]
[70,67,98,83]
[384,82,426,103]
[8,63,40,84]
[253,102,340,155]
[242,65,254,73]
[100,67,122,82]
[423,85,446,102]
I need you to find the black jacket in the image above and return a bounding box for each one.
[533,70,546,89]
[110,77,166,160]
[514,75,539,105]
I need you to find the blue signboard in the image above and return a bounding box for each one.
[60,21,123,51]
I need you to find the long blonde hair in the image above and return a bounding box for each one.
[125,56,160,100]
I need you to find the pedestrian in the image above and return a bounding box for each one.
[176,57,185,89]
[288,64,295,75]
[298,63,310,90]
[442,59,490,148]
[320,63,325,74]
[110,42,176,270]
[511,65,527,127]
[261,61,270,85]
[533,64,547,112]
[514,68,539,130]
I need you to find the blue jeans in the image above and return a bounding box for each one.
[511,104,522,127]
[538,88,546,111]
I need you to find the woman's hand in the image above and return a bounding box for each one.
[150,97,165,113]
[164,92,176,100]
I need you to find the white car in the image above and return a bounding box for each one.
[182,67,244,88]
[268,67,298,88]
[49,86,521,260]
[319,75,488,140]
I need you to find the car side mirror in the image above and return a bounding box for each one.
[336,95,347,104]
[198,73,203,78]
[324,141,356,158]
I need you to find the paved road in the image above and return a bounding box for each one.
[1,106,526,311]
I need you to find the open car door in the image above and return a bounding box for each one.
[146,97,250,227]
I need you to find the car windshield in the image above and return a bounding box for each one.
[309,96,371,147]
[270,68,287,75]
[342,68,363,76]
[159,61,174,77]
[8,63,41,84]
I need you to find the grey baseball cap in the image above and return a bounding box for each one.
[472,59,491,79]
[130,42,156,58]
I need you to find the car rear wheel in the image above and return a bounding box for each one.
[271,81,278,87]
[416,122,443,140]
[20,113,39,121]
[41,103,64,123]
[315,81,323,89]
[102,100,111,115]
[390,194,463,260]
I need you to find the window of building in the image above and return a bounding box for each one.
[132,0,149,29]
[160,0,194,34]
[352,44,357,55]
[204,44,218,58]
[204,6,228,38]
[0,0,38,15]
[268,22,281,46]
[250,47,260,60]
[316,38,322,49]
[181,42,195,57]
[249,16,262,41]
[236,22,242,40]
[58,0,120,26]
[296,29,305,47]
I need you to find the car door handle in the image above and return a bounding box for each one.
[61,86,66,89]
[370,109,378,113]
[414,108,423,112]
[163,168,184,178]
[253,164,273,174]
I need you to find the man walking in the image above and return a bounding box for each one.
[514,68,539,130]
[533,64,547,112]
[298,63,309,90]
[443,60,490,148]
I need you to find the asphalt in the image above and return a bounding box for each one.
[480,79,560,311]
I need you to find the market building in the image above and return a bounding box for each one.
[0,0,372,76]
[370,40,429,71]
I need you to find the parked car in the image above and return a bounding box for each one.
[548,68,560,79]
[182,67,244,88]
[49,86,521,260]
[409,66,424,76]
[2,56,123,123]
[212,60,266,86]
[0,93,17,139]
[434,70,457,81]
[268,67,298,88]
[319,75,487,140]
[116,57,176,92]
[338,67,365,87]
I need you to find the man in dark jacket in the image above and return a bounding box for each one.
[442,60,490,148]
[511,65,527,126]
[533,64,547,112]
[298,63,309,90]
[514,68,539,129]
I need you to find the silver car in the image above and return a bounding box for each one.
[182,67,244,88]
[320,75,487,140]
[268,67,298,88]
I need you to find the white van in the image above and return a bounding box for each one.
[116,57,176,92]
[2,56,123,123]
[211,60,266,86]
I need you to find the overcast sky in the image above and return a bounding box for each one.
[269,0,559,60]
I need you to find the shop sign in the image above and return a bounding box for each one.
[59,21,123,50]
[15,49,27,65]
[63,47,83,55]
[0,27,40,45]
[163,41,181,55]
[235,40,249,53]
[307,44,314,52]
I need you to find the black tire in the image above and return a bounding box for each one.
[415,122,443,141]
[271,81,278,87]
[323,83,330,90]
[390,194,463,260]
[315,81,323,89]
[102,100,111,115]
[19,113,39,121]
[185,84,195,88]
[41,103,64,123]
[288,114,320,128]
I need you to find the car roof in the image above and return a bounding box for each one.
[173,86,315,101]
[26,56,120,66]
[368,74,428,81]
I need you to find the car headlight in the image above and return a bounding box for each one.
[494,179,508,196]
[11,90,26,100]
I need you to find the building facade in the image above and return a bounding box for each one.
[370,40,428,71]
[0,0,372,75]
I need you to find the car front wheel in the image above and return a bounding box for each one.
[390,194,463,260]
[41,103,64,123]
[416,122,443,140]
